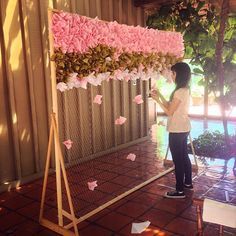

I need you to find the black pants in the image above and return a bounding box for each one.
[169,132,192,192]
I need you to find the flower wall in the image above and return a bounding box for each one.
[51,11,184,91]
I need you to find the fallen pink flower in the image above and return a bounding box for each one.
[87,181,98,191]
[126,153,136,161]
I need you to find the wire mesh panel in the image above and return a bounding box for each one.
[50,78,175,222]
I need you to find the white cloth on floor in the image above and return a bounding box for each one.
[131,221,151,234]
[203,198,236,228]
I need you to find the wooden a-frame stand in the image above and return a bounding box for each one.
[164,133,198,170]
[39,113,79,236]
[39,8,179,236]
[39,8,79,236]
[38,111,175,236]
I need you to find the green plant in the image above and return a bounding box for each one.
[147,0,236,138]
[188,130,236,159]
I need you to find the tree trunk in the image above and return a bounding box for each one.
[204,77,208,118]
[215,0,230,142]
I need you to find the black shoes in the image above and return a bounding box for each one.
[164,190,186,199]
[164,184,193,199]
[184,183,193,190]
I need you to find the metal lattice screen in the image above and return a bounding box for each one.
[55,79,163,219]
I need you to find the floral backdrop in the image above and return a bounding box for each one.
[51,11,184,91]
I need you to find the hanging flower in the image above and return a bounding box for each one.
[51,11,184,89]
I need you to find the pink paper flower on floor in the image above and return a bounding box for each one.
[93,95,103,104]
[126,153,136,161]
[133,95,144,104]
[115,116,127,125]
[87,181,98,191]
[63,139,73,149]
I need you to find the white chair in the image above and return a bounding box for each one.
[193,198,236,236]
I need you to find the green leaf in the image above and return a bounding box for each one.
[193,68,204,74]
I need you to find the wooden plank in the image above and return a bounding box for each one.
[84,0,90,16]
[137,80,144,138]
[52,115,79,235]
[95,0,102,19]
[90,85,104,153]
[1,0,25,179]
[48,9,63,226]
[39,116,54,221]
[40,218,76,236]
[0,0,17,183]
[75,0,85,15]
[20,0,40,172]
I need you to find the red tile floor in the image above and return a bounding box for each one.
[1,122,236,235]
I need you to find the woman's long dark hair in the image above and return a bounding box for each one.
[169,62,191,101]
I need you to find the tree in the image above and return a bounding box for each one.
[215,0,230,141]
[147,0,236,138]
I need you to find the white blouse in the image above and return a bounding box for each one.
[167,88,191,133]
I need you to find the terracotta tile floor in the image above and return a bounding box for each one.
[0,120,236,235]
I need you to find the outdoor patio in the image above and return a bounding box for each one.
[0,119,235,236]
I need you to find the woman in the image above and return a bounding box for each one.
[151,62,193,199]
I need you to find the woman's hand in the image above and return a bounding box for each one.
[151,89,160,102]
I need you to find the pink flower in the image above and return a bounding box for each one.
[126,153,136,161]
[93,95,102,104]
[79,79,88,89]
[57,82,67,92]
[63,139,73,149]
[51,11,184,57]
[133,95,144,104]
[115,116,127,125]
[87,181,98,191]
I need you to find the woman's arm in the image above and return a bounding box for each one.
[151,89,169,107]
[151,89,181,116]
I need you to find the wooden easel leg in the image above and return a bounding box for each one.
[196,205,203,236]
[189,133,198,169]
[164,144,169,161]
[39,115,54,222]
[51,113,64,227]
[219,225,223,236]
[52,115,79,236]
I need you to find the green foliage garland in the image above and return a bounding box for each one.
[51,44,181,83]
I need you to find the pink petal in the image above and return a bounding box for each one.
[87,181,98,191]
[126,153,136,161]
[133,95,144,104]
[115,116,127,125]
[57,82,67,92]
[63,139,73,149]
[93,95,103,104]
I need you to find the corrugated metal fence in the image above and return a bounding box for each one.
[0,0,148,191]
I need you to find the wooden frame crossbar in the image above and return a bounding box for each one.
[39,115,174,234]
